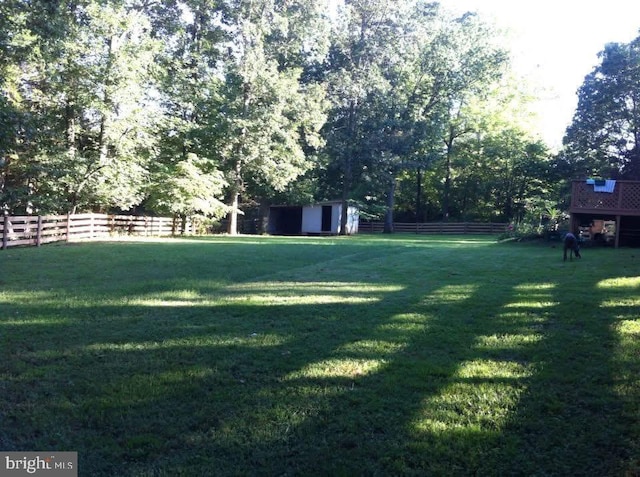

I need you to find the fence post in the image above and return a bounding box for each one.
[2,214,8,250]
[36,215,43,246]
[66,213,71,242]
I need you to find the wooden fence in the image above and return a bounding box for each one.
[1,214,508,249]
[359,221,508,235]
[1,213,190,249]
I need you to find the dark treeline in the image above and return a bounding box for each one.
[1,1,638,233]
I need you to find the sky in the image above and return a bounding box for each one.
[438,0,640,150]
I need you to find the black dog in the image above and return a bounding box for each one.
[563,232,581,261]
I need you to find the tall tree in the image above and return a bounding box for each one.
[323,0,414,233]
[0,0,25,211]
[64,1,159,213]
[563,35,640,179]
[393,69,551,223]
[147,0,229,223]
[323,2,508,230]
[214,0,329,234]
[0,0,64,213]
[0,0,160,214]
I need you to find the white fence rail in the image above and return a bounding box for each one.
[1,213,190,249]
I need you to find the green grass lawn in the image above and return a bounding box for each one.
[1,234,639,476]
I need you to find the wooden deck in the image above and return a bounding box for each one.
[570,180,640,247]
[570,180,640,216]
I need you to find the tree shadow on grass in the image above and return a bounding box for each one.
[201,251,636,476]
[489,268,639,476]
[1,243,637,475]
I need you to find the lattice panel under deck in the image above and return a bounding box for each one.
[572,182,620,210]
[619,182,640,210]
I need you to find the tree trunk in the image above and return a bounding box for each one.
[442,138,453,222]
[340,99,357,236]
[99,35,114,167]
[227,190,239,235]
[227,78,251,236]
[339,153,352,235]
[65,100,76,158]
[258,202,270,234]
[415,167,422,222]
[383,175,396,233]
[340,193,349,236]
[339,158,351,236]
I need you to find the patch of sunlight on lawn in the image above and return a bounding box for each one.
[284,358,386,380]
[408,281,543,437]
[412,361,530,435]
[0,290,59,305]
[335,339,408,356]
[128,289,212,307]
[503,301,559,309]
[597,276,640,289]
[2,318,71,326]
[129,282,404,307]
[474,333,543,349]
[224,281,403,306]
[423,284,479,304]
[613,319,639,400]
[412,380,525,434]
[505,284,558,308]
[226,294,379,305]
[84,333,289,353]
[600,297,640,308]
[377,313,429,335]
[617,320,640,335]
[455,359,535,380]
[513,283,556,291]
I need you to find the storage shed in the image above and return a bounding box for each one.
[569,179,640,247]
[267,201,359,236]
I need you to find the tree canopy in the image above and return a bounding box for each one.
[1,0,600,231]
[563,36,640,180]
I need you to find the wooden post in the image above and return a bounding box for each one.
[2,215,8,250]
[66,212,71,242]
[36,215,43,246]
[615,215,621,249]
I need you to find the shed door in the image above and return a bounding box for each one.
[321,206,332,232]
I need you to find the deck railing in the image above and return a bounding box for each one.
[570,180,640,216]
